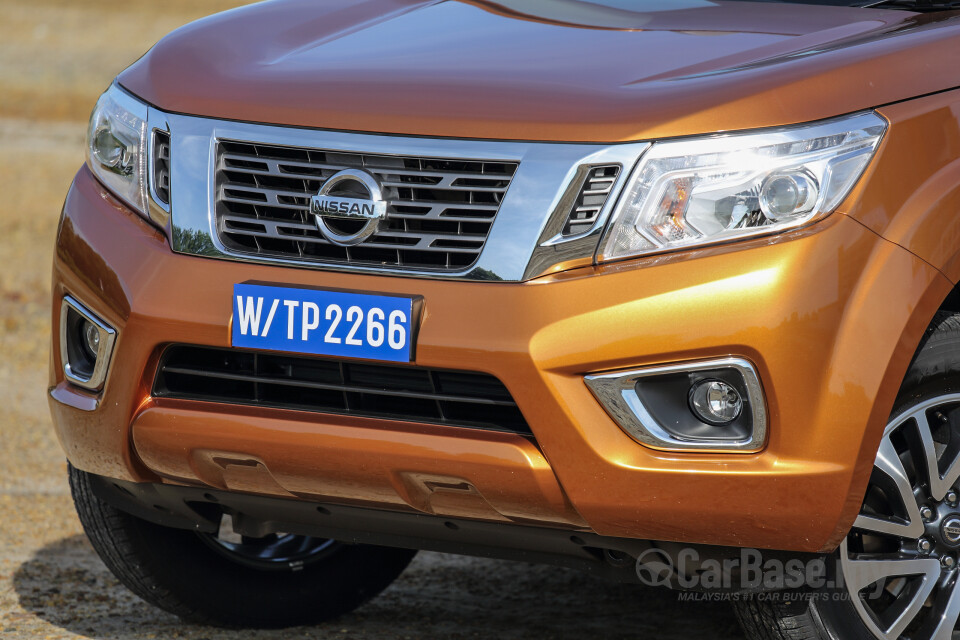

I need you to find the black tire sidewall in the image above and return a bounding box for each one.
[71,466,416,628]
[129,516,414,628]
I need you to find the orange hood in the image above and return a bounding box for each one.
[118,0,960,142]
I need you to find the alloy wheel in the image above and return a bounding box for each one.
[843,394,960,639]
[198,513,338,571]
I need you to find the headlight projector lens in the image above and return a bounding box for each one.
[689,379,743,426]
[758,170,819,221]
[92,127,129,173]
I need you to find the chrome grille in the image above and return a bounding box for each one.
[562,165,620,236]
[215,140,518,271]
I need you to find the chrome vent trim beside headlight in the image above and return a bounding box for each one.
[152,129,171,206]
[562,164,621,236]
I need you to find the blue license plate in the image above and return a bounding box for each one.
[231,283,417,363]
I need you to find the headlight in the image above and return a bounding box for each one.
[598,112,887,262]
[87,84,149,216]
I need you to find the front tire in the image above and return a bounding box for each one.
[737,312,960,640]
[69,465,417,628]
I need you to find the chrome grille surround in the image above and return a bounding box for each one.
[142,97,650,281]
[215,140,518,271]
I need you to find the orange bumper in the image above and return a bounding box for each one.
[50,165,952,553]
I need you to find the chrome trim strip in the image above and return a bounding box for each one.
[149,106,649,282]
[584,357,767,452]
[60,296,118,392]
[523,154,646,280]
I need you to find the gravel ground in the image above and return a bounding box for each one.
[0,493,745,640]
[0,1,747,637]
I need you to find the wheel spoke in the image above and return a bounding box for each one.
[843,554,939,594]
[929,578,960,640]
[854,437,925,539]
[915,407,960,502]
[199,524,336,570]
[842,540,940,640]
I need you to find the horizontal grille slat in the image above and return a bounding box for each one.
[388,200,500,211]
[160,366,517,406]
[382,211,497,223]
[220,192,503,214]
[377,180,508,193]
[221,156,516,184]
[221,216,486,243]
[220,196,308,212]
[215,140,518,271]
[221,225,484,254]
[154,345,532,435]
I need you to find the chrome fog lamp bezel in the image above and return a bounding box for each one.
[60,296,117,391]
[584,357,767,452]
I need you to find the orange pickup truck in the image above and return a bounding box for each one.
[50,1,960,638]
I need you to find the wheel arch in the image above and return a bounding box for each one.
[823,86,960,550]
[821,240,953,552]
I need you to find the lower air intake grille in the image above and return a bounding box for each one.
[562,164,620,236]
[215,141,518,271]
[153,345,531,435]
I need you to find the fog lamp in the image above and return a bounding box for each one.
[83,321,101,359]
[689,379,742,426]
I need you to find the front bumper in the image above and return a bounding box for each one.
[50,165,952,553]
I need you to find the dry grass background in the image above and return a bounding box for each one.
[0,0,252,491]
[0,1,745,637]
